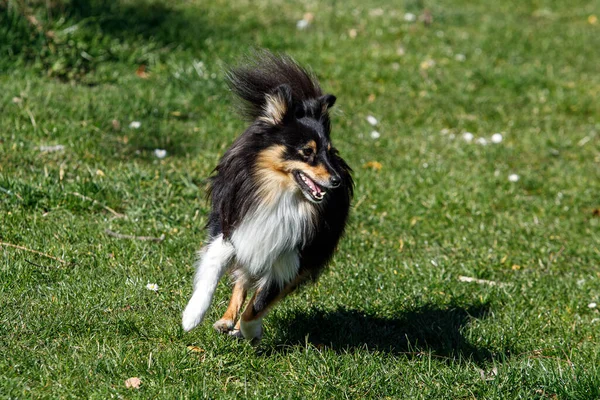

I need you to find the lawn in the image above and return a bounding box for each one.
[1,0,600,398]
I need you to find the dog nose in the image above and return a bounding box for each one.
[330,176,341,188]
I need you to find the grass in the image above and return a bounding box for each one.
[1,0,599,398]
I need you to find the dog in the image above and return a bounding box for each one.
[181,51,353,342]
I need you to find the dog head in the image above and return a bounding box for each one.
[253,84,343,204]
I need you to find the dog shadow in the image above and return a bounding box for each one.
[267,303,503,363]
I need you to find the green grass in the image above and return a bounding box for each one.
[1,0,600,398]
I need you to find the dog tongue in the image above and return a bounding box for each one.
[304,175,321,194]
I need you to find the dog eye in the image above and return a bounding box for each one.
[302,148,314,157]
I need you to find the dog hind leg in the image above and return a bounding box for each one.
[182,235,235,332]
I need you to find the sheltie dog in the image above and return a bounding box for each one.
[182,51,353,342]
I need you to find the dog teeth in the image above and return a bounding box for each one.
[299,172,325,200]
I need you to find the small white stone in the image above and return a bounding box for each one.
[296,19,310,29]
[370,130,381,139]
[404,12,416,22]
[369,8,384,17]
[366,115,378,126]
[154,149,167,159]
[508,174,519,182]
[462,132,474,142]
[476,137,488,145]
[589,302,597,309]
[129,121,141,129]
[39,144,65,152]
[491,133,503,143]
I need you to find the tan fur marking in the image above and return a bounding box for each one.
[219,280,247,323]
[305,163,331,181]
[258,93,287,125]
[254,145,333,204]
[241,291,259,322]
[255,145,296,204]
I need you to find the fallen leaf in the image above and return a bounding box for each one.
[363,161,382,171]
[419,59,435,70]
[125,377,141,389]
[26,15,41,29]
[367,93,376,102]
[479,367,498,381]
[96,169,105,177]
[187,345,204,353]
[421,9,433,26]
[512,264,521,270]
[136,65,149,79]
[303,12,314,23]
[592,208,600,217]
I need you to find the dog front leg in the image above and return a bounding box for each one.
[213,279,247,333]
[239,273,309,343]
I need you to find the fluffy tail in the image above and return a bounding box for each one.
[226,50,325,121]
[182,235,235,332]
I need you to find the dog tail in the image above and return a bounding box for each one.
[182,235,234,332]
[226,50,324,121]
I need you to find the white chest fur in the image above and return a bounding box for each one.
[230,191,315,287]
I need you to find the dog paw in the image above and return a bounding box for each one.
[240,319,263,344]
[228,329,260,345]
[228,329,244,339]
[213,318,235,333]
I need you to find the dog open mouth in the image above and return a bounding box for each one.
[293,170,326,203]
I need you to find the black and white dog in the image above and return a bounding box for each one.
[182,51,353,342]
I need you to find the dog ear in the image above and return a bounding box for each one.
[259,84,293,125]
[319,94,336,114]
